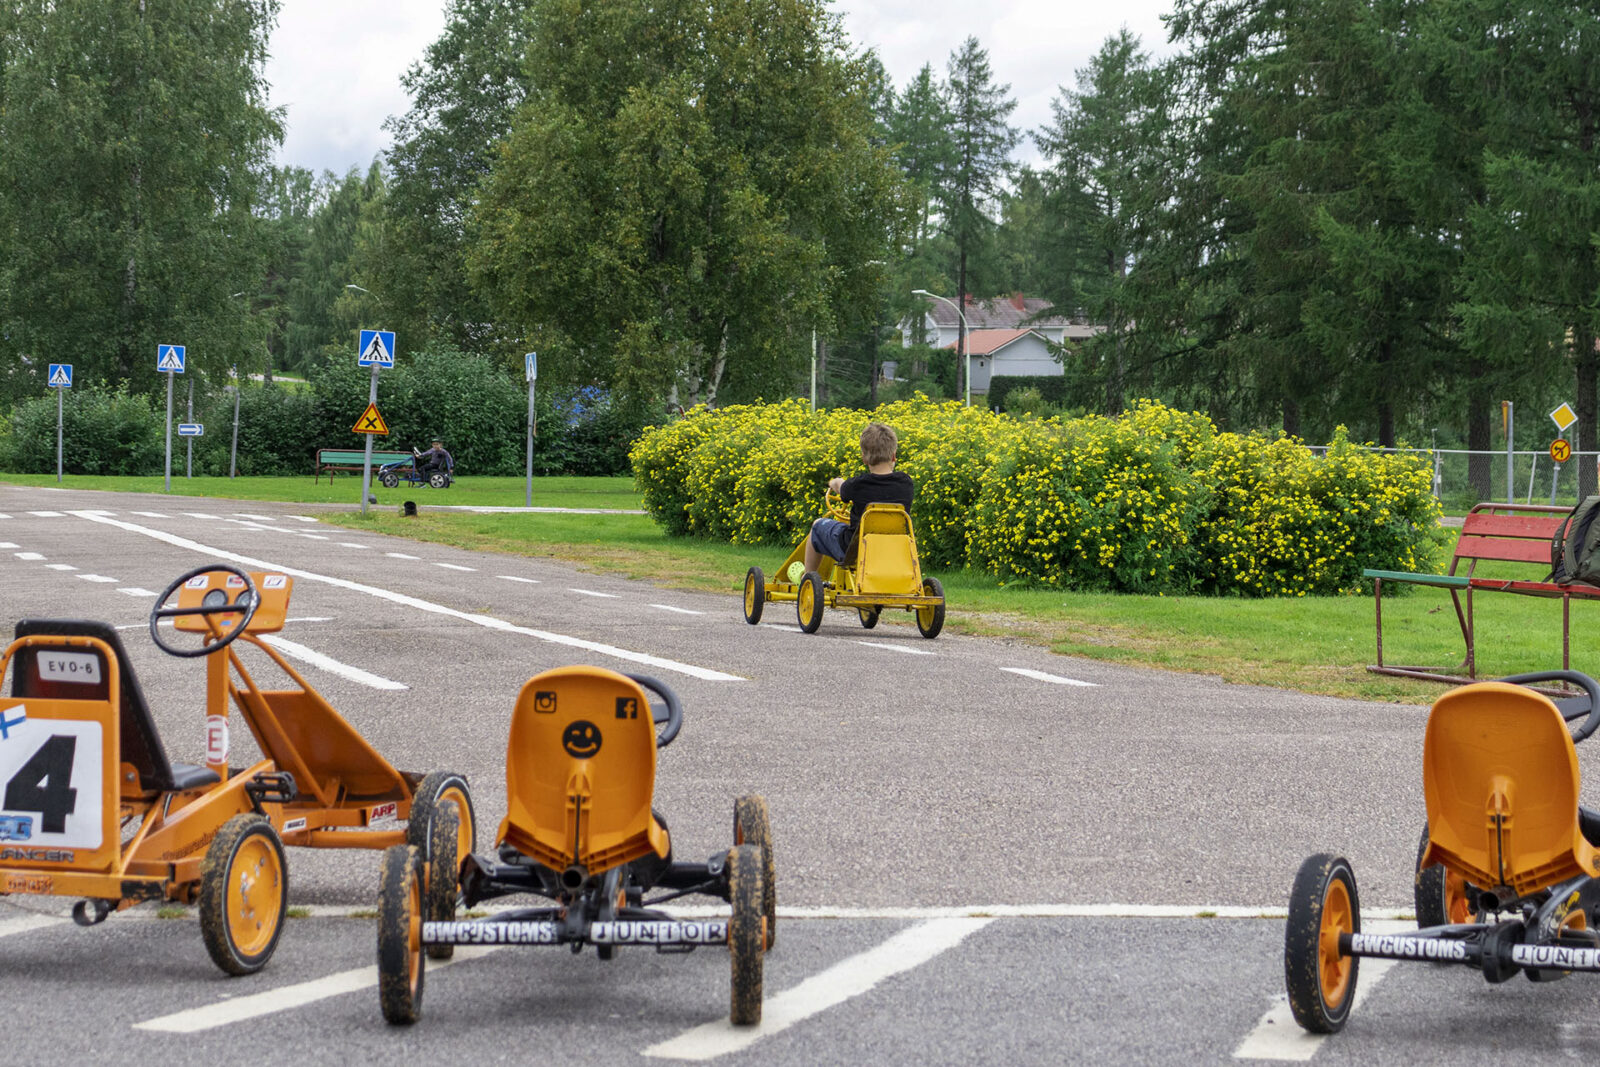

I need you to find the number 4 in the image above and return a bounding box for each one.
[5,735,78,833]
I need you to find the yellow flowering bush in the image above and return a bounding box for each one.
[630,396,1442,595]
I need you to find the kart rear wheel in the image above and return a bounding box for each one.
[1284,853,1359,1034]
[379,472,400,489]
[198,814,287,976]
[858,607,880,629]
[796,571,825,634]
[429,472,449,489]
[743,567,765,625]
[728,844,765,1025]
[735,795,777,949]
[423,808,459,961]
[408,771,477,875]
[377,844,425,1025]
[915,577,945,639]
[1414,823,1478,928]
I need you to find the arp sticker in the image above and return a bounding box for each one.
[262,575,287,590]
[225,575,246,589]
[185,576,210,589]
[369,802,398,824]
[561,720,602,759]
[38,652,102,685]
[533,691,558,714]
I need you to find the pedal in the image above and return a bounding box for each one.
[244,771,297,812]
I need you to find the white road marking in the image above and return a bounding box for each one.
[77,573,119,583]
[298,533,329,540]
[68,512,744,682]
[1001,666,1099,688]
[759,622,801,632]
[644,918,994,1061]
[435,562,476,571]
[233,513,278,521]
[0,913,67,939]
[182,512,221,520]
[288,515,319,523]
[651,604,705,615]
[133,948,498,1033]
[26,510,64,517]
[856,641,934,655]
[258,635,407,691]
[117,588,158,598]
[337,542,368,549]
[498,575,540,584]
[571,588,619,598]
[385,552,419,560]
[0,514,11,520]
[1232,920,1407,1061]
[45,563,78,571]
[284,616,334,623]
[0,541,16,548]
[14,551,44,560]
[130,511,169,518]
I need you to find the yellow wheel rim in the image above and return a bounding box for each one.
[439,786,474,870]
[226,835,283,958]
[799,581,815,623]
[744,575,758,615]
[1444,870,1474,925]
[406,870,423,994]
[1318,877,1354,1009]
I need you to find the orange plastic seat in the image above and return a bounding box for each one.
[1420,681,1600,896]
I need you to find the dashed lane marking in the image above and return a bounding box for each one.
[571,588,620,598]
[498,575,540,584]
[133,948,498,1033]
[644,918,994,1061]
[759,622,801,632]
[0,913,68,940]
[45,563,77,571]
[1001,666,1098,688]
[651,604,705,615]
[130,511,169,518]
[182,512,221,520]
[233,514,279,522]
[856,641,934,655]
[26,510,64,517]
[14,551,44,560]
[68,512,744,682]
[258,635,406,691]
[385,552,419,560]
[297,533,329,540]
[435,562,476,571]
[288,515,319,523]
[337,543,368,549]
[0,514,11,520]
[77,574,120,583]
[117,588,158,598]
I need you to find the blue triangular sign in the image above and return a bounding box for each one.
[48,365,71,386]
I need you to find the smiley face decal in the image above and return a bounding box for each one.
[562,720,603,759]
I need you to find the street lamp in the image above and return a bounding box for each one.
[912,289,969,407]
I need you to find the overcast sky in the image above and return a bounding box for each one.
[263,0,1178,176]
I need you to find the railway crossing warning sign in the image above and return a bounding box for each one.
[352,402,389,435]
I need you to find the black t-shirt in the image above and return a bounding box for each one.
[840,471,914,534]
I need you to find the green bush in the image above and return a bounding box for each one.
[3,386,164,475]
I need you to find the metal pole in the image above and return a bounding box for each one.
[164,370,173,493]
[185,376,194,478]
[810,330,817,410]
[360,364,378,516]
[526,378,535,508]
[230,366,240,479]
[1505,400,1513,505]
[56,386,63,483]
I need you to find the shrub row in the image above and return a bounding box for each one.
[630,396,1443,596]
[0,348,650,477]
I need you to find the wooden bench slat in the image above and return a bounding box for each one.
[1466,577,1600,598]
[1362,569,1469,588]
[1452,536,1554,566]
[1459,513,1565,539]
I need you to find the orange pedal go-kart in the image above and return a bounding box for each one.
[376,666,774,1027]
[741,492,944,637]
[1285,670,1600,1034]
[0,564,474,975]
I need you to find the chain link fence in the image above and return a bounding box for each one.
[1309,446,1595,514]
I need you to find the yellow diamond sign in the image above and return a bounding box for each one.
[1551,402,1578,432]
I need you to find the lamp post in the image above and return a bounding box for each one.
[912,289,969,406]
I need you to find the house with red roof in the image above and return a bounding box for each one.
[894,293,1103,396]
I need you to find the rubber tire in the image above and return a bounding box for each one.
[429,472,449,489]
[198,814,288,976]
[1413,822,1478,928]
[743,567,765,625]
[735,795,777,949]
[424,807,459,961]
[380,472,399,489]
[915,577,945,639]
[858,608,880,629]
[797,571,825,634]
[1284,853,1360,1034]
[728,844,765,1026]
[408,771,477,876]
[377,844,425,1025]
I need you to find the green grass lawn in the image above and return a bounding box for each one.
[5,473,1579,704]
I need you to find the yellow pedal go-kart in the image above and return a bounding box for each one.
[376,665,774,1027]
[0,564,474,975]
[1285,670,1600,1033]
[741,492,944,637]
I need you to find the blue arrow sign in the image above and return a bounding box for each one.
[157,344,186,373]
[47,364,72,388]
[177,423,204,437]
[358,329,395,368]
[526,352,538,382]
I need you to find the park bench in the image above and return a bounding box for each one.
[1366,502,1600,683]
[314,447,411,483]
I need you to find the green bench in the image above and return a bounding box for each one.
[314,448,412,483]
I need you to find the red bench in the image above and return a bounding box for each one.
[1367,502,1600,683]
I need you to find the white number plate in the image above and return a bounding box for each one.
[0,709,102,850]
[37,652,102,685]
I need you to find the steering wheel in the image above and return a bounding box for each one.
[823,488,849,522]
[626,673,683,748]
[1497,670,1600,741]
[149,565,261,658]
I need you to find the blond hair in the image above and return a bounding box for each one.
[860,422,898,466]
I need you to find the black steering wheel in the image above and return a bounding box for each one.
[626,673,683,748]
[149,565,261,658]
[1498,671,1600,742]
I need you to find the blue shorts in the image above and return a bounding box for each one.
[810,518,852,562]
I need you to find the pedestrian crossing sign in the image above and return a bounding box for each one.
[157,344,186,373]
[358,329,395,368]
[352,402,390,436]
[48,364,72,388]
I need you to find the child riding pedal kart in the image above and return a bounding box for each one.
[378,438,453,490]
[1284,669,1600,1033]
[375,665,775,1027]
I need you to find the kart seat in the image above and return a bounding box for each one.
[1421,680,1600,896]
[10,620,219,793]
[853,504,921,595]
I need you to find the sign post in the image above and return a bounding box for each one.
[185,377,194,479]
[157,345,186,492]
[525,352,537,508]
[1503,401,1514,505]
[48,364,71,483]
[356,329,395,516]
[229,365,240,479]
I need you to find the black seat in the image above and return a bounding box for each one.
[10,620,219,792]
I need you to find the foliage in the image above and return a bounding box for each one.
[631,397,1441,595]
[2,387,163,476]
[989,376,1073,413]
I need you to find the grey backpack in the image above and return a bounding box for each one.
[1550,495,1600,586]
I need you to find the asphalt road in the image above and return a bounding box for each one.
[2,483,1598,1065]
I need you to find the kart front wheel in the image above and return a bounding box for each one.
[198,814,287,976]
[377,844,425,1025]
[796,571,825,633]
[915,577,945,639]
[743,567,765,625]
[422,808,460,961]
[728,844,765,1025]
[379,471,400,489]
[858,607,880,629]
[735,795,777,949]
[1414,823,1478,928]
[1284,853,1360,1034]
[408,771,477,871]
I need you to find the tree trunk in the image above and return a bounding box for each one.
[1467,374,1491,501]
[956,247,968,401]
[1282,397,1301,439]
[1376,338,1395,448]
[1577,324,1598,499]
[818,337,829,407]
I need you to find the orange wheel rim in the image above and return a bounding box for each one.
[1318,877,1354,1009]
[226,836,283,957]
[1444,871,1474,924]
[440,787,473,869]
[406,871,423,993]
